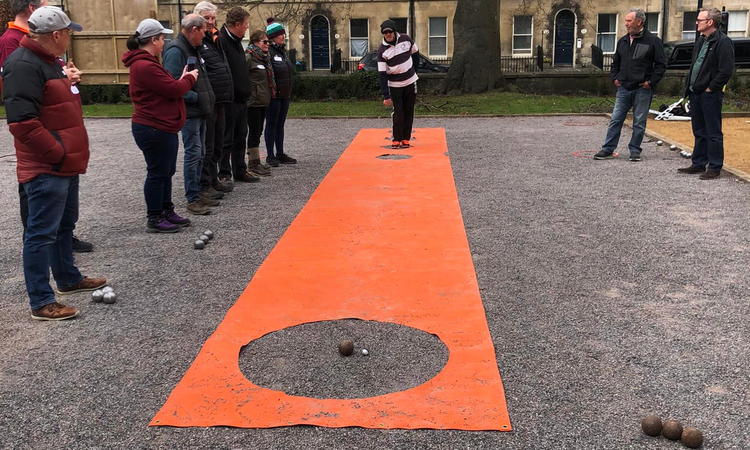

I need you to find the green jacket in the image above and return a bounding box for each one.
[246,55,272,108]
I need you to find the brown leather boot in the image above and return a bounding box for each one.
[247,147,271,176]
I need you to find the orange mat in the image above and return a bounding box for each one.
[151,128,511,430]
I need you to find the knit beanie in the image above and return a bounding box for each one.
[266,18,285,39]
[380,19,397,34]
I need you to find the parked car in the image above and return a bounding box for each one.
[357,51,450,73]
[664,37,750,70]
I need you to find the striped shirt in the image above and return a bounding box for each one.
[377,33,419,88]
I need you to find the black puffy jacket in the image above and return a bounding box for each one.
[198,30,233,104]
[269,43,293,99]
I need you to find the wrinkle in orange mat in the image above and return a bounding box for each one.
[151,128,511,430]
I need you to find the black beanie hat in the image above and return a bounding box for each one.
[380,19,397,34]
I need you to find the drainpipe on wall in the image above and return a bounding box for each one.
[661,0,668,40]
[177,0,183,24]
[409,0,415,40]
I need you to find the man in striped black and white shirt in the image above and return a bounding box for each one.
[377,19,419,149]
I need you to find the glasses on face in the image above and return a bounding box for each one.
[261,40,270,44]
[696,18,711,23]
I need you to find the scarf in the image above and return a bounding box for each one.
[247,44,276,98]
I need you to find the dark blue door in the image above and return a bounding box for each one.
[311,16,330,70]
[554,10,575,66]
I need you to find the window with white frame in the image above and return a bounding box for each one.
[683,11,697,40]
[513,15,533,55]
[350,19,368,57]
[429,17,447,56]
[597,14,617,53]
[646,12,659,35]
[727,11,748,37]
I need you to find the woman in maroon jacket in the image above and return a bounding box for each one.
[122,19,199,233]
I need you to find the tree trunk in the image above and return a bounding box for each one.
[0,2,12,33]
[442,0,505,94]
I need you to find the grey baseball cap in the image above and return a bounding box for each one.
[28,6,83,34]
[136,18,173,39]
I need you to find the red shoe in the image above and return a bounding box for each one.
[391,140,401,149]
[401,140,411,148]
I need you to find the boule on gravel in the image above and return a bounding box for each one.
[662,419,683,440]
[338,339,354,356]
[641,415,662,437]
[681,427,703,448]
[92,290,104,303]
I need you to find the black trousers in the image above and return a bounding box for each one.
[246,106,266,149]
[390,82,417,142]
[219,100,248,180]
[203,102,226,188]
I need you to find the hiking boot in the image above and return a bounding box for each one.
[72,235,94,253]
[629,154,641,162]
[199,194,221,207]
[187,201,211,215]
[57,276,107,295]
[266,156,280,167]
[162,209,191,227]
[593,151,615,160]
[147,214,182,233]
[247,147,271,177]
[31,302,79,321]
[201,187,224,200]
[214,178,234,193]
[677,165,706,174]
[700,170,721,180]
[277,153,297,164]
[391,140,401,149]
[400,140,411,148]
[235,171,261,183]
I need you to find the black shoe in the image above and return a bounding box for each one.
[266,156,280,167]
[72,236,94,253]
[677,165,706,174]
[699,170,721,180]
[277,153,297,164]
[593,151,615,160]
[629,154,641,162]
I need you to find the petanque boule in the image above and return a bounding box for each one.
[102,286,114,294]
[200,235,210,244]
[682,427,703,448]
[670,145,677,151]
[92,289,105,303]
[338,339,354,356]
[657,140,663,146]
[194,240,205,250]
[362,349,369,356]
[641,415,662,437]
[102,292,117,304]
[204,230,214,240]
[662,420,683,440]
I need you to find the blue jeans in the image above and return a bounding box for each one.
[602,86,653,156]
[132,123,178,215]
[181,118,207,203]
[689,90,724,171]
[264,98,290,157]
[22,174,83,310]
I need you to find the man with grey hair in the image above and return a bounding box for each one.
[163,14,217,215]
[677,7,735,179]
[194,1,236,196]
[594,8,665,162]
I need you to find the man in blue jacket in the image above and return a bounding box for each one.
[594,9,665,162]
[677,7,735,180]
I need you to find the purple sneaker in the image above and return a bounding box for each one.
[146,215,181,233]
[163,209,192,227]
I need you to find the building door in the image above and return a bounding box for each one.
[554,10,575,66]
[311,15,330,70]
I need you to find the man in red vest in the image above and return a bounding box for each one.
[2,6,107,320]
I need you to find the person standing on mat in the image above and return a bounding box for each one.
[377,19,418,149]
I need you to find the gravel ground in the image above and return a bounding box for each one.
[1,117,749,449]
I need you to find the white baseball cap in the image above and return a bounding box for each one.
[28,6,83,34]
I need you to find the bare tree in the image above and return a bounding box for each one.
[442,0,506,93]
[0,2,12,33]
